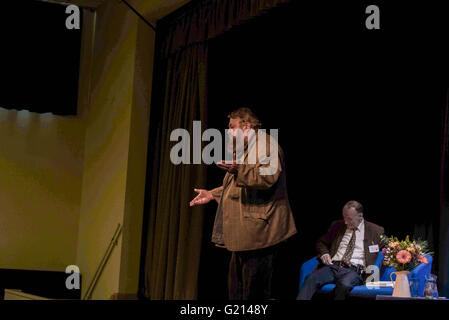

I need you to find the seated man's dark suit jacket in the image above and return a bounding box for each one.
[315,220,385,280]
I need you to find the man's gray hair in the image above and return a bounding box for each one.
[343,200,364,214]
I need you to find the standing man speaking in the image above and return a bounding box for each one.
[190,107,297,300]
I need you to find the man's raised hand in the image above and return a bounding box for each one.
[189,188,214,207]
[216,152,238,174]
[216,161,239,174]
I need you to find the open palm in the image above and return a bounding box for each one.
[190,188,213,206]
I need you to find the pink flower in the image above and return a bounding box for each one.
[417,254,428,264]
[396,250,412,264]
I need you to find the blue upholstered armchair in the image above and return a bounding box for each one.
[298,253,432,299]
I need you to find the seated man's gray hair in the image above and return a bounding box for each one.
[343,200,364,214]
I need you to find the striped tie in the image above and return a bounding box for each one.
[342,230,356,266]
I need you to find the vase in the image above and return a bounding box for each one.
[390,271,411,297]
[423,274,439,299]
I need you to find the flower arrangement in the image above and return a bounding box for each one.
[380,235,432,271]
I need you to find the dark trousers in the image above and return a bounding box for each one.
[296,265,363,300]
[228,244,280,300]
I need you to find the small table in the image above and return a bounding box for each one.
[376,295,448,300]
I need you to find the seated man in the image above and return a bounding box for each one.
[297,200,384,300]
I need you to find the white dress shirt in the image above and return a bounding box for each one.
[332,220,365,267]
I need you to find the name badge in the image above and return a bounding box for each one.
[369,244,379,253]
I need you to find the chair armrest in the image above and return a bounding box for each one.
[299,257,319,291]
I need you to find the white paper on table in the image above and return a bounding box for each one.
[365,281,394,287]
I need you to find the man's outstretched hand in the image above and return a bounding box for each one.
[190,188,214,207]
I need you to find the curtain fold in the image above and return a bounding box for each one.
[142,0,292,300]
[158,0,292,58]
[144,44,208,299]
[439,93,449,298]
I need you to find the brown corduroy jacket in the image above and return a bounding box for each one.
[210,132,297,251]
[315,220,385,270]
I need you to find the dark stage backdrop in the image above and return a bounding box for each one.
[0,0,81,115]
[197,2,446,299]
